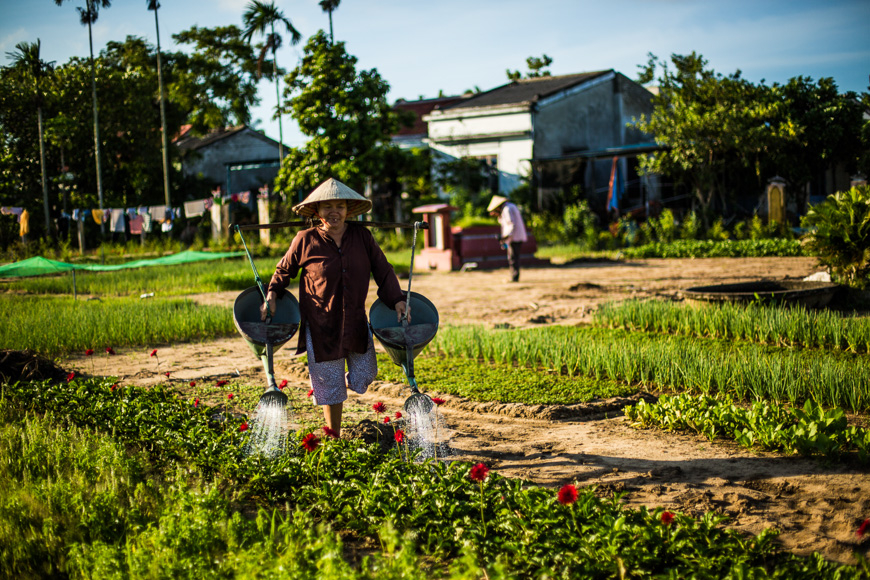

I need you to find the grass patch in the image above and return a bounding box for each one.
[376,353,633,405]
[0,295,235,357]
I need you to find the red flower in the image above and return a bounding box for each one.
[189,381,196,387]
[279,379,288,389]
[164,371,171,377]
[382,416,390,424]
[110,383,118,392]
[857,519,870,537]
[194,398,199,408]
[394,429,405,444]
[216,380,228,387]
[239,422,249,432]
[469,463,489,482]
[227,393,234,400]
[231,193,239,203]
[301,432,320,452]
[150,349,157,357]
[372,402,386,413]
[431,397,445,406]
[394,411,402,419]
[557,484,578,505]
[66,371,75,382]
[85,349,94,356]
[105,347,115,355]
[660,511,675,525]
[307,388,314,398]
[322,426,339,439]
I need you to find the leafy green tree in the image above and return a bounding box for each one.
[242,0,302,164]
[6,40,54,236]
[54,0,112,226]
[507,54,552,81]
[319,0,341,42]
[276,31,403,208]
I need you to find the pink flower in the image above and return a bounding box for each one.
[857,519,870,537]
[227,393,234,400]
[431,397,445,406]
[150,349,157,357]
[216,380,228,387]
[279,379,288,389]
[66,371,75,382]
[372,402,386,413]
[469,463,489,482]
[382,416,390,424]
[239,422,249,432]
[322,426,339,439]
[661,511,675,525]
[557,484,578,505]
[394,429,405,444]
[105,347,115,355]
[301,432,320,452]
[189,381,196,387]
[194,398,199,408]
[394,411,402,419]
[307,388,314,398]
[85,349,94,356]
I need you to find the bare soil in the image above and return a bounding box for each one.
[62,256,870,565]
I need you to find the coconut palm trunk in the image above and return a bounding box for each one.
[37,104,50,235]
[150,1,171,207]
[86,9,105,233]
[270,21,284,162]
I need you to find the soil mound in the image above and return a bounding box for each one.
[0,349,69,384]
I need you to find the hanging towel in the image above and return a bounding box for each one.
[126,207,138,217]
[141,211,153,233]
[129,215,144,234]
[110,208,125,232]
[92,209,103,225]
[184,199,206,218]
[161,220,173,233]
[19,209,30,237]
[72,209,80,221]
[1,207,23,217]
[149,205,167,222]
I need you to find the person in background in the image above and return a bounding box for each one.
[487,195,528,282]
[261,178,407,437]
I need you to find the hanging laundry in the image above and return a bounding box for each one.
[110,209,125,233]
[240,191,250,204]
[149,205,167,222]
[161,220,173,233]
[92,209,103,225]
[129,215,144,234]
[204,197,214,211]
[184,199,206,218]
[141,211,153,233]
[103,209,111,223]
[1,207,23,217]
[19,209,30,237]
[126,207,138,217]
[72,209,80,221]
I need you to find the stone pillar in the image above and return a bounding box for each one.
[210,202,222,240]
[257,196,271,245]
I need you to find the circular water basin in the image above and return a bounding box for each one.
[680,280,840,308]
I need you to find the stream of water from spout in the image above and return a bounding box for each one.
[243,400,297,458]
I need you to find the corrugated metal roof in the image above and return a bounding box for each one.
[439,71,612,111]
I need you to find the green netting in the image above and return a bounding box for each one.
[0,250,245,278]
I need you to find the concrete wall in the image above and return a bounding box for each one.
[182,129,280,194]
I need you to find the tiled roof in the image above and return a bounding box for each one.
[440,71,612,111]
[175,126,249,151]
[393,96,468,136]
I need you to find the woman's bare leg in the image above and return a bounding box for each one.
[324,402,343,437]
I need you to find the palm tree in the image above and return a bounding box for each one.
[242,0,301,163]
[54,0,111,231]
[318,0,341,42]
[6,40,55,236]
[147,0,171,208]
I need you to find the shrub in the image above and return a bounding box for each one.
[801,185,870,289]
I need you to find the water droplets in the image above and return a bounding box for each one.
[243,400,296,459]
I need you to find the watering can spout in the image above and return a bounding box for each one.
[260,384,288,407]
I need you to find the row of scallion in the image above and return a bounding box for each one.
[0,295,235,356]
[595,299,870,353]
[430,325,870,413]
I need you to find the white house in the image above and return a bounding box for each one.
[423,70,660,214]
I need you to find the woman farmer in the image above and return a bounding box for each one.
[260,178,407,436]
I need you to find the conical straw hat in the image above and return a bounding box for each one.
[487,195,508,213]
[292,178,372,218]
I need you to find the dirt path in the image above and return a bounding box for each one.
[64,256,870,565]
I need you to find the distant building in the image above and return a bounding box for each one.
[423,70,661,215]
[175,125,282,197]
[392,95,469,150]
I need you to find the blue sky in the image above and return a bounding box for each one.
[1,0,868,147]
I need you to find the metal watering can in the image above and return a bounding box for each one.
[232,285,300,406]
[370,291,439,414]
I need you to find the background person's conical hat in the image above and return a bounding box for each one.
[487,195,508,213]
[292,178,372,218]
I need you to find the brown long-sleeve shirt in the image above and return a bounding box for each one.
[267,224,405,362]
